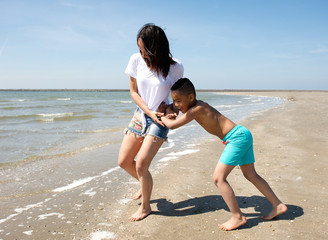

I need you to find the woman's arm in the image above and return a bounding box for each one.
[129,77,165,126]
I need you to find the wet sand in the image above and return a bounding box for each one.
[1,91,327,239]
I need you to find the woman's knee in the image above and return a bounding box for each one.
[135,160,149,176]
[118,155,132,169]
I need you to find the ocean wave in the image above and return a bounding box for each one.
[0,112,74,121]
[0,99,26,103]
[37,112,74,118]
[214,104,244,108]
[75,128,122,133]
[119,100,133,104]
[56,98,71,101]
[36,113,94,122]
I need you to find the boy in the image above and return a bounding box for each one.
[161,78,287,231]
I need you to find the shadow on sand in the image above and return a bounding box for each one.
[150,195,303,229]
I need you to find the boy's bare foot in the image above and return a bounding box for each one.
[133,188,142,200]
[129,206,152,222]
[218,215,247,231]
[262,203,288,220]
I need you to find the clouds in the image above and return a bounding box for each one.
[310,45,328,54]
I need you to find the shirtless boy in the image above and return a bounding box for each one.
[161,78,287,231]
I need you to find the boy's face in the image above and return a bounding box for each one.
[171,90,194,113]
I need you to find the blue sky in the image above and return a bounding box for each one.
[1,0,327,90]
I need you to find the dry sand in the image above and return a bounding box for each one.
[1,91,327,240]
[111,91,328,240]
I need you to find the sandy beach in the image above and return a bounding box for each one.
[109,91,328,240]
[1,91,327,239]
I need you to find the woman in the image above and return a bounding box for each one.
[118,24,184,221]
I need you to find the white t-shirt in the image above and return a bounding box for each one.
[125,53,184,130]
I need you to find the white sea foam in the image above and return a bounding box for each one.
[37,112,73,118]
[214,104,244,108]
[167,149,200,156]
[98,223,113,227]
[38,212,64,220]
[83,188,97,197]
[89,231,117,240]
[158,141,175,152]
[56,98,71,101]
[168,129,178,136]
[0,198,51,225]
[52,167,119,193]
[101,166,120,176]
[23,230,33,235]
[118,198,132,205]
[120,100,133,103]
[158,156,178,162]
[53,177,96,192]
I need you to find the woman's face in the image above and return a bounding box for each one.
[137,38,151,67]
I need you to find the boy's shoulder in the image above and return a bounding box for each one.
[189,100,209,113]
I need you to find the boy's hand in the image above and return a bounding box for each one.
[166,113,177,119]
[165,104,178,119]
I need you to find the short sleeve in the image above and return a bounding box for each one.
[124,53,139,79]
[170,60,184,85]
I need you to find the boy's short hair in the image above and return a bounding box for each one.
[171,78,196,97]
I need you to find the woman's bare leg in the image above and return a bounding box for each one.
[118,133,143,199]
[129,135,165,221]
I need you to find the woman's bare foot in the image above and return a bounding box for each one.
[218,215,247,231]
[129,206,152,222]
[262,203,288,220]
[133,188,142,200]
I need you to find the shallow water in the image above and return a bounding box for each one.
[0,90,284,166]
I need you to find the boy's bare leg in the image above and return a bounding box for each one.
[129,135,165,221]
[118,133,143,199]
[213,162,247,231]
[240,163,288,220]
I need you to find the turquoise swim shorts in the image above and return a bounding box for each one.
[219,125,255,166]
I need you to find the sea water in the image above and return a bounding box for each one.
[0,90,284,166]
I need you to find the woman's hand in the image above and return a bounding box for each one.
[149,111,165,127]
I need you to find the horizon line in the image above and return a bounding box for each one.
[0,89,327,92]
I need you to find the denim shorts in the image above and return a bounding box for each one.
[219,125,255,166]
[124,108,169,141]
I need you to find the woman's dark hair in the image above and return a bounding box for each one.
[171,78,196,97]
[137,23,176,78]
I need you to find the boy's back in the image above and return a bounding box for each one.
[183,100,236,140]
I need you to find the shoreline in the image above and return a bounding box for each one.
[1,91,327,239]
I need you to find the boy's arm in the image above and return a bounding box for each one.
[161,109,196,129]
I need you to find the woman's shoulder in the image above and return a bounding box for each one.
[129,52,142,61]
[172,58,182,66]
[170,58,184,76]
